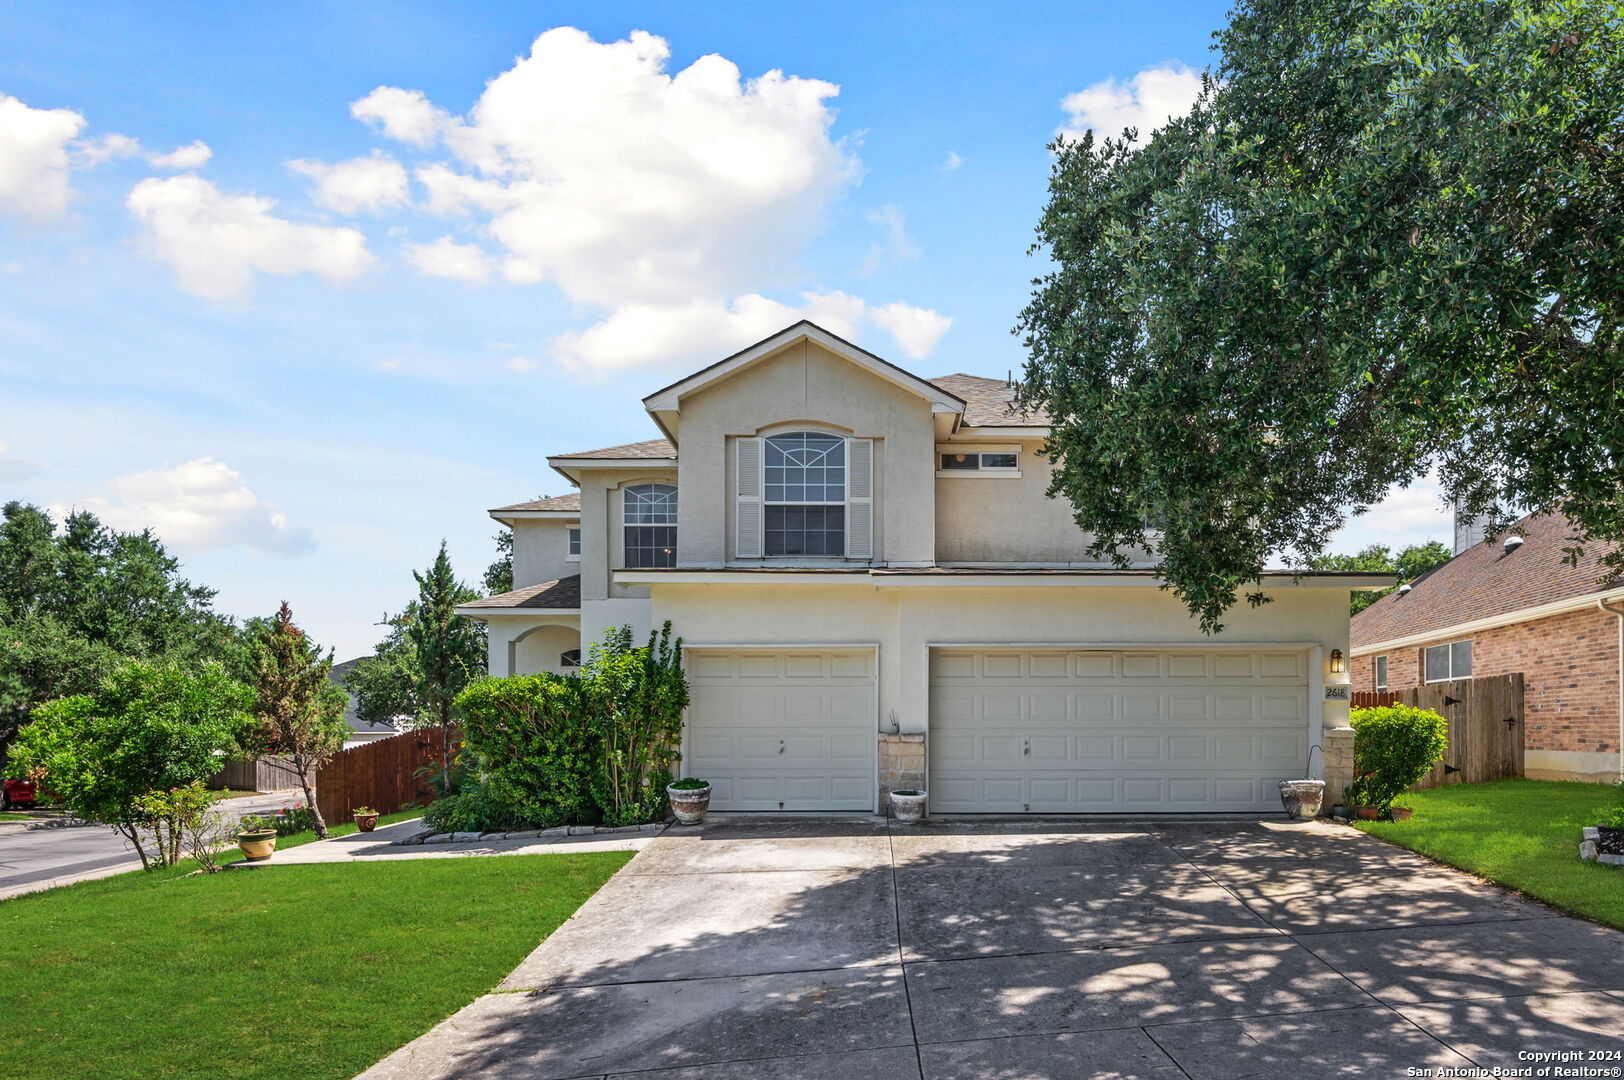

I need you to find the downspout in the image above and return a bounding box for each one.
[1600,595,1624,782]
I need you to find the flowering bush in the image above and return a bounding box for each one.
[272,802,317,836]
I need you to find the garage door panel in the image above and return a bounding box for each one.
[687,649,876,812]
[930,649,1308,813]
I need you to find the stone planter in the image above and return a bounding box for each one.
[666,782,711,826]
[889,789,927,824]
[235,829,277,862]
[1277,779,1325,821]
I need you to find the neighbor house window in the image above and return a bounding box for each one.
[623,484,677,568]
[560,649,581,669]
[1424,640,1472,683]
[940,450,1019,471]
[1374,655,1389,691]
[566,527,581,559]
[765,432,845,556]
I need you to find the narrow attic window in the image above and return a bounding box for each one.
[937,447,1020,476]
[566,527,581,559]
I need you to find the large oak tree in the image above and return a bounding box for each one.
[1018,0,1623,631]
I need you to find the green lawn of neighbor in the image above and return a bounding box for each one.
[0,850,631,1080]
[1355,778,1624,930]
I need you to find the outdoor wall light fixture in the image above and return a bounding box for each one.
[1330,649,1346,674]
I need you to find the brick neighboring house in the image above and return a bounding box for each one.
[1349,513,1624,783]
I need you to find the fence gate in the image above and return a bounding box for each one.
[1400,673,1525,788]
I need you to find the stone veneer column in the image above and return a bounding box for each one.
[1320,725,1356,811]
[878,733,926,814]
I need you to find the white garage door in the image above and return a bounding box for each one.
[686,649,876,811]
[930,648,1309,813]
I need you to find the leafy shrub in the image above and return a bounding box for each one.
[131,781,231,871]
[668,777,709,790]
[1347,704,1449,812]
[1603,781,1624,829]
[422,787,542,835]
[451,622,689,828]
[271,802,317,837]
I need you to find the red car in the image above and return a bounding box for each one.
[2,778,37,810]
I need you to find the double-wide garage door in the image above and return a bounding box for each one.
[930,648,1309,813]
[686,649,876,811]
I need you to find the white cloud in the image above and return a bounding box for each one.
[350,86,448,147]
[288,150,409,214]
[555,291,949,373]
[1059,62,1204,141]
[402,235,495,281]
[0,93,86,219]
[1328,470,1453,554]
[127,175,375,299]
[940,151,963,171]
[504,356,537,372]
[861,205,919,274]
[148,140,213,170]
[868,301,953,359]
[68,458,313,555]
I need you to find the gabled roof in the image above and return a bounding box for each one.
[458,575,582,612]
[641,321,966,417]
[1351,513,1621,647]
[491,492,581,514]
[550,439,676,461]
[930,374,1050,428]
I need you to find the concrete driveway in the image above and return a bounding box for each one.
[362,818,1624,1079]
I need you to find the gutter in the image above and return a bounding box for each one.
[1601,596,1624,781]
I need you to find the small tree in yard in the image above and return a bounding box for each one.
[10,660,253,869]
[250,602,348,838]
[1348,705,1450,814]
[585,622,689,826]
[407,542,485,790]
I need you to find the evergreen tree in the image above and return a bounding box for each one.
[250,602,349,837]
[405,543,485,786]
[483,529,513,594]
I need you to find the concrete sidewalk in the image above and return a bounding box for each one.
[253,817,664,865]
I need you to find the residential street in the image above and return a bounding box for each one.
[0,792,298,899]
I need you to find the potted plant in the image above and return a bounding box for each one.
[666,778,711,825]
[1277,779,1326,820]
[235,814,278,861]
[1389,806,1415,822]
[889,789,927,824]
[353,806,380,832]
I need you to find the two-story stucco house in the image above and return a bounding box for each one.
[458,322,1385,815]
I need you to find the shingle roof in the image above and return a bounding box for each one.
[460,575,582,611]
[491,492,581,513]
[551,438,676,460]
[930,374,1051,427]
[1351,514,1621,646]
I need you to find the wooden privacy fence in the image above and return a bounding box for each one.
[315,726,459,824]
[1357,674,1525,787]
[208,755,303,792]
[1351,690,1400,709]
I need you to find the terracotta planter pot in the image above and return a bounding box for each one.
[354,813,380,833]
[236,829,277,862]
[667,783,711,825]
[1277,780,1326,821]
[1389,807,1414,822]
[1355,806,1381,821]
[889,790,928,824]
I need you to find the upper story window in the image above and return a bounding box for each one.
[1423,640,1471,684]
[623,483,677,568]
[940,451,1018,471]
[566,527,581,560]
[765,432,845,556]
[1374,655,1389,691]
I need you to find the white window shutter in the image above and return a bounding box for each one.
[736,437,763,558]
[846,437,874,561]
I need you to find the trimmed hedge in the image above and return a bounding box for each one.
[1348,703,1449,812]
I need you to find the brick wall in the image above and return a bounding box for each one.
[1353,607,1621,755]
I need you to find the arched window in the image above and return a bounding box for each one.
[560,649,582,669]
[623,483,677,567]
[764,432,845,556]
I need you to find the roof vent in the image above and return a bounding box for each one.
[1398,583,1413,595]
[1503,534,1525,553]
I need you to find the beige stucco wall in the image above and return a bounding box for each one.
[672,339,937,566]
[514,623,582,676]
[511,519,578,590]
[575,467,673,601]
[935,438,1127,564]
[483,614,581,677]
[651,581,1353,769]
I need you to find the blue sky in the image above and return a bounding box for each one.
[0,1,1450,658]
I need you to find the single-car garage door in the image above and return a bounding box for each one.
[686,648,876,811]
[930,648,1309,813]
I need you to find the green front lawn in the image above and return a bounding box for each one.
[1355,778,1624,930]
[0,851,631,1080]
